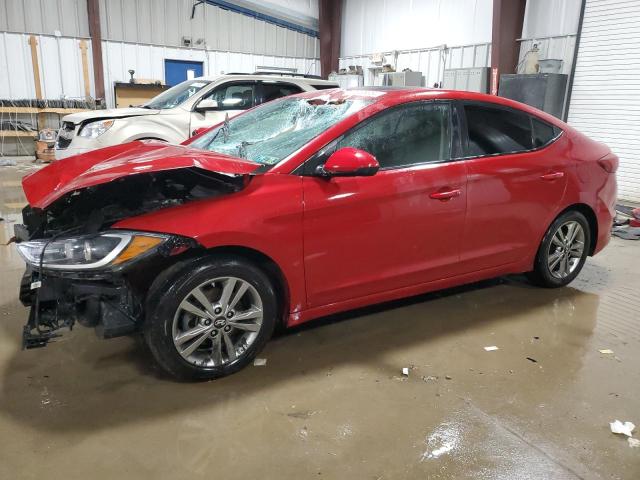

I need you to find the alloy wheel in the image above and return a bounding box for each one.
[172,277,263,367]
[546,220,585,279]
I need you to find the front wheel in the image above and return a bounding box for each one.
[144,256,277,381]
[527,211,591,288]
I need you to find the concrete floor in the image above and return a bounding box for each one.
[0,162,639,479]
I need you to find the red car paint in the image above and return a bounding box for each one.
[25,89,617,328]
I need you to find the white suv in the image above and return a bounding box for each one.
[55,73,338,160]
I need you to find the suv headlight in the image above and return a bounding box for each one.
[78,119,114,138]
[16,231,167,270]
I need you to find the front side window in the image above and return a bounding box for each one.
[464,104,533,156]
[189,96,373,166]
[144,80,211,110]
[208,82,256,110]
[336,102,452,169]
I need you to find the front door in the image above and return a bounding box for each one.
[302,101,467,308]
[190,81,257,135]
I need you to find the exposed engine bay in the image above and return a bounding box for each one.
[18,167,246,241]
[16,168,248,349]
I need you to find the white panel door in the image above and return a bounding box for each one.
[567,0,640,202]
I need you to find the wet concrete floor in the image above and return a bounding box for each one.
[0,161,639,479]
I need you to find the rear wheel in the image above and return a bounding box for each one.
[527,210,590,288]
[144,256,277,381]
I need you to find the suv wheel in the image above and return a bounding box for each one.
[145,256,277,381]
[527,210,591,288]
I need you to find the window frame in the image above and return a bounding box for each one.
[457,100,563,160]
[296,99,462,176]
[195,80,258,111]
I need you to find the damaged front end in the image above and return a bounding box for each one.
[15,166,247,349]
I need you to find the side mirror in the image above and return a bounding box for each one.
[195,98,218,112]
[317,147,379,177]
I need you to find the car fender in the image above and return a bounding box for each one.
[112,174,307,313]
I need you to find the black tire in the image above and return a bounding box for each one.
[527,210,591,288]
[144,255,277,381]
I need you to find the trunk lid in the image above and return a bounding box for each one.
[23,141,260,209]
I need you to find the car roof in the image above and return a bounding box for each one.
[293,87,566,128]
[196,73,337,85]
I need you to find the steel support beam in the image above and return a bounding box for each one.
[319,0,342,78]
[490,0,526,94]
[87,0,105,101]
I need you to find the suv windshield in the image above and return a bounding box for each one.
[144,80,211,110]
[190,96,372,166]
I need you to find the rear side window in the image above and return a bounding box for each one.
[532,118,559,148]
[337,102,452,169]
[259,82,304,104]
[464,104,533,156]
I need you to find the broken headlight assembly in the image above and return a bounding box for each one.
[78,119,114,138]
[16,231,168,271]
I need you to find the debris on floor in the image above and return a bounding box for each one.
[598,349,614,354]
[629,438,640,448]
[0,158,18,167]
[610,420,635,437]
[484,345,499,351]
[612,205,640,239]
[612,226,640,240]
[526,357,538,363]
[253,358,267,366]
[402,367,410,376]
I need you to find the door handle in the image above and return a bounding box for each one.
[429,189,461,201]
[540,172,564,181]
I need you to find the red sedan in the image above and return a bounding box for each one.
[16,88,617,380]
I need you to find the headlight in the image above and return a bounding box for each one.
[16,232,167,270]
[78,119,114,138]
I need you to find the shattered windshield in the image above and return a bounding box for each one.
[144,80,211,109]
[189,96,373,166]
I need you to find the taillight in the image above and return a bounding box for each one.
[597,153,618,173]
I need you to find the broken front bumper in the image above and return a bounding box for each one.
[19,268,143,349]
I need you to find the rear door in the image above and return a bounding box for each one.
[302,101,468,308]
[190,81,257,134]
[458,102,566,272]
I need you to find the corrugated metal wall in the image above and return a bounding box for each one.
[99,0,318,58]
[0,0,319,58]
[0,0,89,37]
[339,0,492,86]
[0,31,93,100]
[341,0,493,58]
[567,0,640,203]
[517,0,582,75]
[0,31,319,106]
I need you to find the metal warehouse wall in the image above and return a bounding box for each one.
[0,31,320,106]
[0,0,319,58]
[517,0,582,75]
[0,0,89,37]
[339,0,492,86]
[341,0,493,58]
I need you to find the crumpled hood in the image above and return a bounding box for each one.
[22,141,261,209]
[62,107,160,124]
